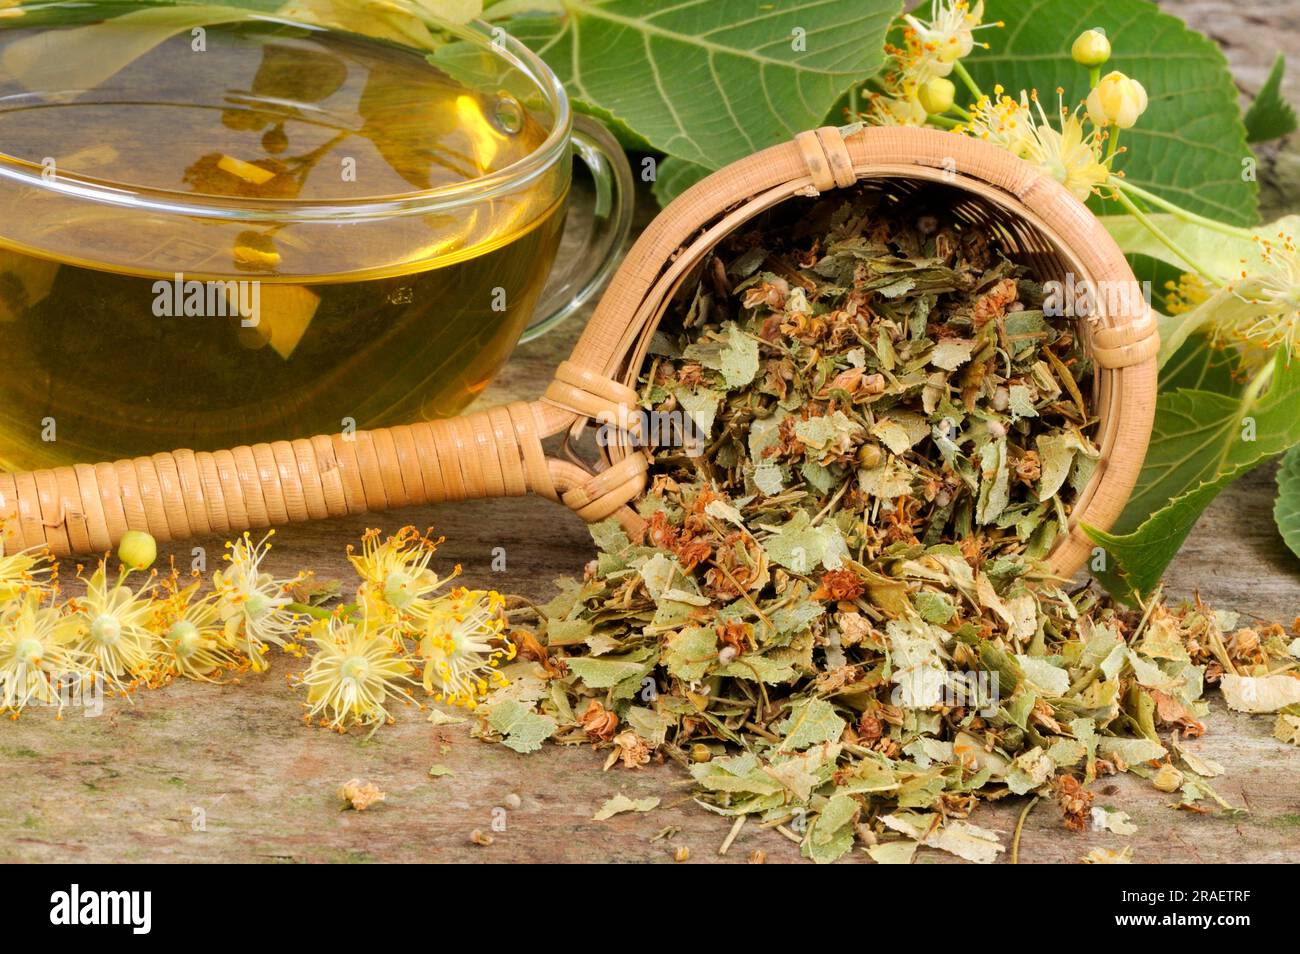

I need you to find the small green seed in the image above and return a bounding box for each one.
[117,530,157,570]
[690,743,713,763]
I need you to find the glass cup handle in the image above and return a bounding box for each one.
[521,114,635,342]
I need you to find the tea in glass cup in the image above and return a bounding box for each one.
[0,2,629,470]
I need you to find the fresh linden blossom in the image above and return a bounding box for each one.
[301,612,418,731]
[150,576,244,684]
[0,524,512,727]
[965,90,1111,202]
[414,588,512,710]
[348,525,455,619]
[0,534,53,603]
[213,530,304,670]
[0,591,87,714]
[66,561,157,694]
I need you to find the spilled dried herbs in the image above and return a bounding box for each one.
[479,187,1299,863]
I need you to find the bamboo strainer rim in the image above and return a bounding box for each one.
[0,126,1156,579]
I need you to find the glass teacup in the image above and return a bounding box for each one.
[0,0,632,470]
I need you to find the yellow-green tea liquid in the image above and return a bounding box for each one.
[0,14,565,470]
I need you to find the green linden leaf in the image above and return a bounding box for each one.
[593,794,660,820]
[802,793,859,864]
[768,600,825,638]
[676,386,723,438]
[1244,54,1299,144]
[872,418,919,455]
[1014,655,1069,696]
[487,700,558,754]
[795,411,860,451]
[752,459,787,496]
[800,460,837,494]
[625,706,674,745]
[664,626,717,681]
[975,437,1009,524]
[499,0,901,172]
[546,616,595,646]
[914,590,955,625]
[764,510,849,572]
[1007,385,1038,421]
[589,518,634,555]
[1006,747,1054,795]
[929,339,975,371]
[718,322,760,389]
[650,156,713,206]
[1160,333,1243,395]
[1275,444,1300,563]
[717,652,797,684]
[1036,428,1094,502]
[963,0,1258,225]
[426,709,468,727]
[1046,738,1086,768]
[565,653,654,689]
[776,698,846,752]
[867,840,918,864]
[692,752,785,797]
[1087,350,1300,600]
[1096,736,1166,766]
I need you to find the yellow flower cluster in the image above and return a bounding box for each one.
[963,89,1111,202]
[868,0,997,127]
[299,526,512,732]
[0,528,271,718]
[861,9,1150,206]
[0,523,513,730]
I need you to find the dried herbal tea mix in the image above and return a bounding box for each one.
[479,187,1299,863]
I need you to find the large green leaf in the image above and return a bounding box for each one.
[1086,350,1300,599]
[0,0,485,92]
[651,156,712,206]
[1159,335,1242,395]
[498,0,901,171]
[1276,444,1300,563]
[1244,54,1298,144]
[962,0,1258,226]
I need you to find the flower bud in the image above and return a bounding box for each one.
[917,76,956,115]
[1152,763,1184,793]
[1071,29,1111,68]
[117,530,157,570]
[1086,71,1148,128]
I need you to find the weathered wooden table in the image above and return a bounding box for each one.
[3,0,1298,864]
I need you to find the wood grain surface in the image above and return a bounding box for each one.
[3,0,1298,864]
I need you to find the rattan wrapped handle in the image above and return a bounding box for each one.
[0,402,642,556]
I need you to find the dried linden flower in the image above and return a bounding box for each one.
[338,778,386,811]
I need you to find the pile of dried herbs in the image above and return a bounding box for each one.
[477,187,1300,863]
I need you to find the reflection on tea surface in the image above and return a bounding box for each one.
[0,13,565,470]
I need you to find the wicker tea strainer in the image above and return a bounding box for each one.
[0,126,1158,577]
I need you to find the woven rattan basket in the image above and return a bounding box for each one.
[0,126,1157,577]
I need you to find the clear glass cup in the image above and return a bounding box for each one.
[0,0,633,470]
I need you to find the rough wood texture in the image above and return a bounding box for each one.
[2,0,1298,863]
